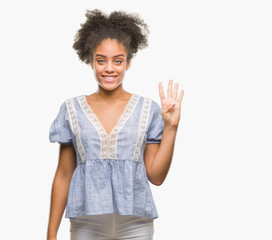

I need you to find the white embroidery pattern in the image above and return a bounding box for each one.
[78,94,139,159]
[133,98,152,162]
[66,98,86,163]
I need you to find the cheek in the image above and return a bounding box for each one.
[93,65,103,74]
[118,64,127,73]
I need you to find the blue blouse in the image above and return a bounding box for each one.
[49,93,164,219]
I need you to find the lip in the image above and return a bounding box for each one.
[102,75,118,83]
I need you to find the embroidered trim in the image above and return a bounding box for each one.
[66,98,86,163]
[78,94,139,159]
[133,98,152,162]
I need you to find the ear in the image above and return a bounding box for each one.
[126,60,131,70]
[90,61,94,69]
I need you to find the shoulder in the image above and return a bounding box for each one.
[64,94,84,103]
[135,94,161,109]
[62,94,86,105]
[145,97,161,114]
[134,94,161,119]
[56,95,84,113]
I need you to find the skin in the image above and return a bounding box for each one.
[47,144,76,240]
[47,38,184,240]
[86,39,133,134]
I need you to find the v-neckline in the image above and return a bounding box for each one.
[82,93,137,136]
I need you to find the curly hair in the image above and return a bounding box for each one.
[73,9,150,64]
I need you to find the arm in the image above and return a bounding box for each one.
[144,126,177,186]
[144,80,184,186]
[47,144,76,240]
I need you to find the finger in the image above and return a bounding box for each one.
[173,82,178,100]
[177,89,184,103]
[167,79,173,98]
[161,102,175,115]
[158,82,166,102]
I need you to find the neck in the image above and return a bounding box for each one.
[95,84,129,101]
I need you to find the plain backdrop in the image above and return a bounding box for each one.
[0,0,271,239]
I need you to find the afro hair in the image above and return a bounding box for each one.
[73,9,150,64]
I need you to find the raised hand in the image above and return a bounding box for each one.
[158,80,184,128]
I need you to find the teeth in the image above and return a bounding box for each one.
[104,77,115,80]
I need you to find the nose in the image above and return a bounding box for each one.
[105,61,114,73]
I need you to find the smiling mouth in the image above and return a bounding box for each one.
[102,75,118,82]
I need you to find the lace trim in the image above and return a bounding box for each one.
[78,94,139,159]
[133,98,152,162]
[66,98,86,163]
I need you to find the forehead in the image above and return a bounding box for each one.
[94,39,127,57]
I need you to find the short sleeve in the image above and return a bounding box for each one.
[146,100,164,144]
[49,101,73,144]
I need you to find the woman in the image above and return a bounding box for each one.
[47,9,184,240]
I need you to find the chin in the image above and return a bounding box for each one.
[99,82,122,91]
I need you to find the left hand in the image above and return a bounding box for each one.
[159,80,184,128]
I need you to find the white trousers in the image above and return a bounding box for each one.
[70,213,154,240]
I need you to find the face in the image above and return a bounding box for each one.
[91,38,130,91]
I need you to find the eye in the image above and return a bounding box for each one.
[115,60,122,64]
[97,59,105,64]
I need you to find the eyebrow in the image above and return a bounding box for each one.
[95,54,125,58]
